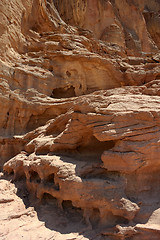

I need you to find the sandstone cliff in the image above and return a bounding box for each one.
[0,0,160,239]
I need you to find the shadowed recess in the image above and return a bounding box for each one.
[29,170,41,183]
[50,86,76,98]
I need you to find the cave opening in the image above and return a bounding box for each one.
[29,170,41,183]
[62,200,83,220]
[50,86,76,98]
[62,200,75,210]
[46,173,55,184]
[42,193,57,200]
[41,193,57,205]
[44,173,60,190]
[76,135,116,160]
[8,169,14,176]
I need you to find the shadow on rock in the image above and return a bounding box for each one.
[1,172,103,240]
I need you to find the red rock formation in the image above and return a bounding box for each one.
[54,0,160,54]
[1,0,160,239]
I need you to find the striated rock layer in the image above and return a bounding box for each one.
[3,82,160,239]
[1,0,160,239]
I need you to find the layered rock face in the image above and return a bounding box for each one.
[1,0,160,239]
[54,0,160,53]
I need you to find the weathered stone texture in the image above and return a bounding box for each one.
[1,0,160,239]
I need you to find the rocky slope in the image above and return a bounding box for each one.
[0,0,160,239]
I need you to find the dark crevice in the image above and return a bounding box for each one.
[8,169,14,176]
[55,135,116,163]
[62,200,83,220]
[66,70,71,77]
[42,193,57,200]
[89,208,100,228]
[44,173,60,190]
[50,86,76,98]
[54,183,60,191]
[120,66,127,72]
[115,215,129,225]
[49,67,54,73]
[46,173,55,184]
[41,193,57,205]
[76,136,115,158]
[62,200,76,210]
[29,170,41,183]
[36,196,84,232]
[81,168,120,181]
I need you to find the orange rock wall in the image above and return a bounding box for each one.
[1,0,160,239]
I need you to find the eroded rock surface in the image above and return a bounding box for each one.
[54,0,160,53]
[1,0,160,239]
[0,175,93,240]
[3,83,160,239]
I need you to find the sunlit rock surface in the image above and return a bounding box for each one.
[1,0,160,239]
